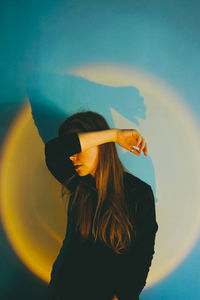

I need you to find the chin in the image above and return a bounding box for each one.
[76,170,89,177]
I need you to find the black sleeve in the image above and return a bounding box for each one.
[44,132,82,192]
[46,195,74,300]
[117,185,158,300]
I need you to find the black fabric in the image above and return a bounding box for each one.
[44,133,158,300]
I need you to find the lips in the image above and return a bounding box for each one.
[74,164,82,168]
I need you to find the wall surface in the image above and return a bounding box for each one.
[1,1,200,299]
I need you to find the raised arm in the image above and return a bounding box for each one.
[44,128,147,192]
[78,128,147,156]
[78,128,118,151]
[44,132,82,192]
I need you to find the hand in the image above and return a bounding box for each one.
[116,129,147,156]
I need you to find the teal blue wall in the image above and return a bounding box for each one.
[1,1,200,299]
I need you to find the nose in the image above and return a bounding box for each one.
[69,155,80,165]
[69,155,76,161]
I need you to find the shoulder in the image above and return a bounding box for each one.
[123,171,151,194]
[123,171,154,209]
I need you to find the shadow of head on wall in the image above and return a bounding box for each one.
[27,72,157,201]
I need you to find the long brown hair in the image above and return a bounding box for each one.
[58,111,133,254]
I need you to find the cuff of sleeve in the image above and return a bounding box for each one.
[60,132,82,157]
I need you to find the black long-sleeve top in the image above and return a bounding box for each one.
[44,133,158,300]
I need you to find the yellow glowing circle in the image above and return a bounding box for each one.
[67,63,200,287]
[0,100,69,283]
[0,64,200,290]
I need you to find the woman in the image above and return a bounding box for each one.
[44,111,158,300]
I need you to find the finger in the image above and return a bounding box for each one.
[130,147,141,156]
[139,138,146,154]
[143,142,148,156]
[136,135,142,147]
[139,138,148,156]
